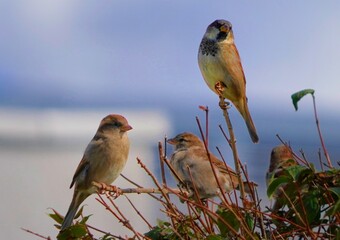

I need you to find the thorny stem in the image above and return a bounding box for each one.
[186,165,212,233]
[253,189,267,239]
[312,94,332,167]
[92,181,185,196]
[124,195,153,229]
[215,146,238,205]
[198,106,258,239]
[294,182,316,237]
[159,142,185,186]
[199,105,209,148]
[278,187,307,231]
[159,141,168,188]
[276,134,309,166]
[186,204,204,238]
[120,174,162,202]
[86,224,123,239]
[196,117,229,206]
[96,194,142,239]
[136,157,180,225]
[169,189,245,239]
[21,228,51,240]
[218,97,247,207]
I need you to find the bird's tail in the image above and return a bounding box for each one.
[60,191,88,231]
[234,99,259,143]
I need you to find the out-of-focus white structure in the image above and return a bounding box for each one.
[0,108,172,239]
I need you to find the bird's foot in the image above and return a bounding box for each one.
[215,81,226,95]
[107,185,122,199]
[93,181,122,198]
[218,96,230,110]
[215,82,230,109]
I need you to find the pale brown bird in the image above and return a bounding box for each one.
[266,144,297,210]
[60,114,132,231]
[198,19,259,143]
[167,132,240,199]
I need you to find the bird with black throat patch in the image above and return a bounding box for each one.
[198,19,259,143]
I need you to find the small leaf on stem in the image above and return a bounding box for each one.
[291,89,315,111]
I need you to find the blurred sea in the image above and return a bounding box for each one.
[0,106,339,239]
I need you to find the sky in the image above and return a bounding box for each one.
[1,1,340,112]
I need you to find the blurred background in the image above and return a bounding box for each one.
[1,1,340,239]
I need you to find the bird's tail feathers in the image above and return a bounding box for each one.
[60,191,88,231]
[234,100,259,143]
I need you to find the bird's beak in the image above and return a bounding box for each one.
[167,138,176,145]
[220,25,230,33]
[121,124,133,132]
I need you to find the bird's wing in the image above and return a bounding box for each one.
[194,147,238,178]
[220,43,247,86]
[212,157,238,179]
[70,156,90,189]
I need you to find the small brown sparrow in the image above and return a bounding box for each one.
[167,132,239,199]
[60,114,132,231]
[198,19,259,143]
[266,144,297,210]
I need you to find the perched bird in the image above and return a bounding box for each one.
[198,19,259,143]
[266,144,297,210]
[60,114,132,231]
[167,132,240,199]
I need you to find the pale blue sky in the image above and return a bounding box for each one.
[1,1,340,113]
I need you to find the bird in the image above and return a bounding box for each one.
[167,132,240,199]
[198,19,259,143]
[266,144,297,210]
[60,114,132,231]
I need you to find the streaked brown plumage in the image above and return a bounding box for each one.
[60,114,132,231]
[167,132,239,199]
[266,144,298,210]
[198,19,259,143]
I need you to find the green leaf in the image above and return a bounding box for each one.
[74,205,86,219]
[47,208,64,224]
[216,208,240,236]
[57,224,88,240]
[326,198,340,217]
[267,176,291,198]
[80,215,92,224]
[144,226,164,239]
[245,212,255,230]
[302,193,320,224]
[291,89,315,111]
[100,234,116,240]
[285,165,311,182]
[206,235,224,240]
[328,187,340,199]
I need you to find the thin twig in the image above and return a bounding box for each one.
[86,224,124,239]
[186,203,204,238]
[92,181,185,195]
[218,97,246,206]
[21,228,51,240]
[196,116,229,206]
[124,195,153,229]
[312,94,332,167]
[120,174,161,202]
[159,140,168,187]
[136,157,179,220]
[96,194,142,239]
[186,165,212,233]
